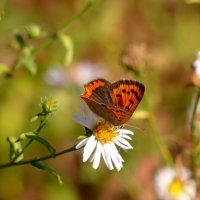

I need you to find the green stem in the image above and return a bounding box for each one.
[150,118,174,167]
[134,74,174,167]
[59,1,93,34]
[191,88,200,173]
[11,120,46,163]
[0,145,77,170]
[144,96,174,167]
[7,1,94,75]
[191,89,200,136]
[33,1,93,56]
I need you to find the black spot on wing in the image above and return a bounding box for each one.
[129,99,134,104]
[116,94,122,98]
[122,89,126,93]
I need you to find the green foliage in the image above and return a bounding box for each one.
[0,63,10,75]
[7,137,23,162]
[19,132,56,155]
[39,97,58,115]
[58,34,74,67]
[84,126,93,137]
[4,97,57,166]
[31,161,63,184]
[26,24,42,40]
[1,0,200,199]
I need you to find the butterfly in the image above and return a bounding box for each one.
[81,79,145,126]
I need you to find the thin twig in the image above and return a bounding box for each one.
[7,0,94,76]
[0,145,78,170]
[11,120,46,163]
[190,88,200,173]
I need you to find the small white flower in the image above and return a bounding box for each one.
[71,61,108,85]
[74,105,134,171]
[193,51,200,78]
[154,166,196,200]
[44,65,69,87]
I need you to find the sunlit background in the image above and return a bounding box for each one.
[0,0,200,199]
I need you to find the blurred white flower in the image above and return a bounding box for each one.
[70,61,108,85]
[154,166,196,200]
[192,51,200,78]
[74,105,134,171]
[44,65,69,87]
[44,61,108,87]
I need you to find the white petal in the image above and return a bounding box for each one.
[115,138,133,150]
[115,140,131,150]
[72,113,85,124]
[83,136,97,162]
[120,129,134,135]
[184,181,196,200]
[73,114,90,129]
[107,143,123,171]
[118,133,132,140]
[76,138,89,149]
[115,137,133,149]
[102,144,114,170]
[110,143,124,164]
[92,142,103,169]
[101,144,109,168]
[73,105,98,129]
[89,112,100,127]
[154,167,177,199]
[80,104,88,118]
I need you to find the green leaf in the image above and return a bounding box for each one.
[7,137,24,162]
[21,133,56,154]
[30,115,39,122]
[19,56,37,75]
[31,161,63,184]
[18,132,35,141]
[58,34,73,67]
[13,31,25,49]
[0,63,10,75]
[26,24,41,39]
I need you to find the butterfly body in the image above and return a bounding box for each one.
[81,79,145,126]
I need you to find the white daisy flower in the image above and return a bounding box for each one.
[193,51,200,78]
[73,105,134,171]
[154,166,196,200]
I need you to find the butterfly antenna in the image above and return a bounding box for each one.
[124,123,145,131]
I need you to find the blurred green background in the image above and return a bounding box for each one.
[0,0,200,199]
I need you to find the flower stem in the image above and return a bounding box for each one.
[11,120,46,163]
[150,119,174,167]
[191,88,200,173]
[143,96,174,167]
[0,145,77,170]
[134,75,174,167]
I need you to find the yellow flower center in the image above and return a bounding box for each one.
[93,121,118,144]
[168,178,184,197]
[46,99,54,109]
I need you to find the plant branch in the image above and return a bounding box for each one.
[190,88,200,173]
[0,145,78,170]
[33,1,94,56]
[7,0,94,75]
[191,89,200,136]
[11,120,46,163]
[133,74,174,167]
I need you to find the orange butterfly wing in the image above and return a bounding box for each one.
[81,79,145,126]
[107,80,145,125]
[81,79,118,124]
